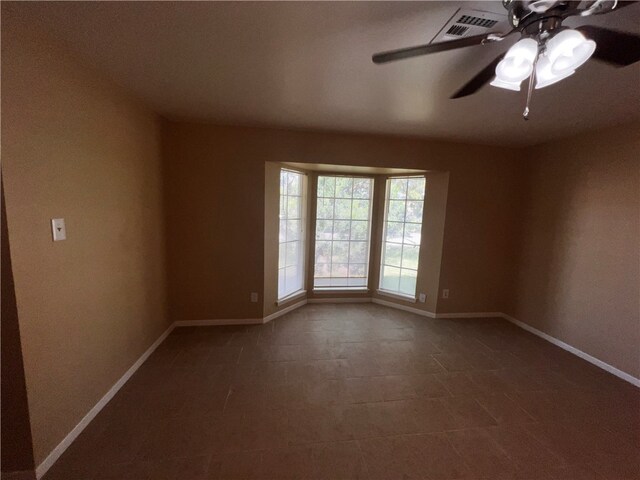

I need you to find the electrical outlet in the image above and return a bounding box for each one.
[442,289,449,299]
[250,292,258,303]
[418,293,426,303]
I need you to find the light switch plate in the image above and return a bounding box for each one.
[51,218,66,241]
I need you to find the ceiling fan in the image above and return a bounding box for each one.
[372,0,640,119]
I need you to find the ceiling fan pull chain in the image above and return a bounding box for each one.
[523,44,541,121]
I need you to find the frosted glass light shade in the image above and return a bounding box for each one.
[546,29,596,75]
[494,38,539,83]
[535,55,575,89]
[490,77,522,91]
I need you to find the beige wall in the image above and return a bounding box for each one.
[164,121,522,321]
[1,21,170,465]
[510,123,640,378]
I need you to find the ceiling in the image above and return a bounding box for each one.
[4,1,640,146]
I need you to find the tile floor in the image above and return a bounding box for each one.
[44,303,640,480]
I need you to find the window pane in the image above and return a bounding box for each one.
[335,199,352,219]
[353,179,371,199]
[385,222,404,243]
[331,241,349,264]
[314,176,373,289]
[349,242,367,263]
[398,269,417,296]
[285,265,299,289]
[331,263,349,279]
[287,197,300,219]
[287,172,300,196]
[318,176,335,198]
[350,221,368,240]
[401,245,420,270]
[388,200,406,222]
[278,268,285,297]
[315,219,333,240]
[333,220,351,240]
[331,277,349,287]
[286,241,299,267]
[349,263,366,278]
[317,198,334,219]
[335,177,353,198]
[315,241,331,263]
[279,244,286,269]
[315,263,330,278]
[286,219,300,241]
[278,170,306,299]
[405,201,423,224]
[379,176,425,298]
[403,223,422,246]
[352,200,370,220]
[389,178,407,200]
[407,178,425,200]
[383,243,402,267]
[381,265,401,292]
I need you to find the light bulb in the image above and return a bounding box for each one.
[546,29,596,75]
[535,55,575,89]
[494,38,538,83]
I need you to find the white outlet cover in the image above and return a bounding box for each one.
[51,218,66,241]
[418,293,426,303]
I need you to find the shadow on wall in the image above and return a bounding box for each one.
[1,178,36,480]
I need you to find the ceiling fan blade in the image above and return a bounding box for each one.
[450,53,505,99]
[372,34,493,64]
[577,25,640,66]
[577,0,638,16]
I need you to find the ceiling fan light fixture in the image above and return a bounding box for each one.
[535,55,575,88]
[490,77,522,91]
[493,38,538,84]
[546,28,596,75]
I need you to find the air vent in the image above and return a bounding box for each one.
[445,25,470,37]
[457,15,499,29]
[433,8,507,43]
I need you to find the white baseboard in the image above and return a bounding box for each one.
[501,314,640,388]
[307,297,372,304]
[174,318,263,327]
[35,322,176,479]
[371,298,436,318]
[435,311,503,319]
[263,299,307,323]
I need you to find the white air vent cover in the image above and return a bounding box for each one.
[433,8,508,43]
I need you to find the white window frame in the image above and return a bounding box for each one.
[378,175,426,301]
[277,169,307,301]
[313,175,374,291]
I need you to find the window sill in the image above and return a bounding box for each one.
[277,290,307,306]
[313,287,370,294]
[376,289,417,303]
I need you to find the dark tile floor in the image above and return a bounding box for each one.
[44,304,640,480]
